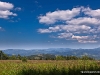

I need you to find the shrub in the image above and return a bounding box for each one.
[22,57,27,62]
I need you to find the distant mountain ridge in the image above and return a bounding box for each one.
[2,48,100,59]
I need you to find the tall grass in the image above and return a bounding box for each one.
[0,60,100,75]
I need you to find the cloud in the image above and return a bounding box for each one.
[82,7,100,18]
[0,10,17,19]
[0,1,13,10]
[38,25,91,34]
[14,7,21,11]
[38,6,100,43]
[58,33,73,39]
[78,40,97,43]
[38,7,81,24]
[38,26,61,33]
[0,1,17,19]
[67,17,100,25]
[72,35,97,43]
[72,35,89,40]
[38,29,52,33]
[60,25,91,33]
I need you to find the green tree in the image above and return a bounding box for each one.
[9,55,17,60]
[66,56,78,60]
[22,56,27,62]
[0,50,9,60]
[17,54,22,60]
[56,55,66,60]
[81,55,94,60]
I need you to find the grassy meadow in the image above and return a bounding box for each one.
[0,60,100,75]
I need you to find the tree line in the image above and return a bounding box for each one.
[0,50,94,61]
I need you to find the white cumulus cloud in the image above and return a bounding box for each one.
[60,25,91,33]
[38,26,61,33]
[82,7,100,18]
[38,29,52,33]
[58,33,73,39]
[38,7,81,24]
[38,6,100,43]
[0,1,13,10]
[72,35,97,43]
[67,17,100,25]
[0,1,18,19]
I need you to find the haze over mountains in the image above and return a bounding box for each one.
[2,47,100,59]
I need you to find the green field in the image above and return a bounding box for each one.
[0,60,100,75]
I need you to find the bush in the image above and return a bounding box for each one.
[22,57,27,62]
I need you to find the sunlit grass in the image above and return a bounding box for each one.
[0,60,100,75]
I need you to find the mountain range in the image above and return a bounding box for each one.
[2,48,100,59]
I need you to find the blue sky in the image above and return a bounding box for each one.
[0,0,100,49]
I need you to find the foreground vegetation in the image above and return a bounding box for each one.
[0,50,100,75]
[0,60,100,75]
